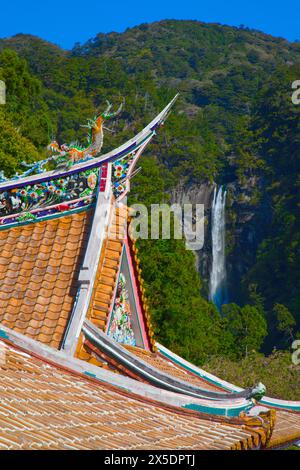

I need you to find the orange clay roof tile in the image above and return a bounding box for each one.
[126,347,229,393]
[0,340,271,450]
[267,410,300,448]
[0,210,92,348]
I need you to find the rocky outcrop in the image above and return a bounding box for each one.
[170,175,269,304]
[170,182,215,293]
[225,175,270,302]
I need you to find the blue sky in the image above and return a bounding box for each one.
[0,0,299,49]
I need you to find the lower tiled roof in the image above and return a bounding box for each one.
[139,352,300,449]
[75,327,300,448]
[126,346,225,392]
[0,339,269,450]
[268,410,300,448]
[124,348,300,448]
[0,211,92,348]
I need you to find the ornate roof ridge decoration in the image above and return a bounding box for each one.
[229,409,276,450]
[0,101,124,185]
[0,96,178,229]
[239,408,277,448]
[107,271,136,347]
[157,343,300,413]
[0,167,100,230]
[0,95,178,192]
[82,319,266,410]
[48,100,124,168]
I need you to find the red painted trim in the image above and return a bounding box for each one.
[99,162,108,193]
[124,237,151,351]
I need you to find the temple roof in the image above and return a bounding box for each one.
[0,210,92,348]
[0,98,299,450]
[0,339,273,450]
[125,346,225,392]
[268,411,300,448]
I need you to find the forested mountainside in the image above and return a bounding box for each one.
[0,20,299,397]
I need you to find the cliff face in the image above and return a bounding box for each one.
[171,175,269,304]
[225,176,270,303]
[170,182,215,294]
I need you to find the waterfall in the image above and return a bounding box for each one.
[209,186,228,310]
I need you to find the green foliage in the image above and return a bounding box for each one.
[0,49,50,148]
[0,22,299,367]
[242,64,300,346]
[129,156,170,206]
[137,236,223,364]
[129,156,223,364]
[2,21,299,186]
[273,304,296,342]
[204,349,300,401]
[221,303,267,358]
[229,115,265,185]
[0,111,40,176]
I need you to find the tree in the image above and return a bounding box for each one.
[222,303,267,358]
[0,48,50,148]
[244,64,300,334]
[273,303,296,343]
[0,111,40,177]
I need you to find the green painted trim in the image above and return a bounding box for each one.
[0,203,95,232]
[183,402,253,417]
[260,399,300,411]
[160,346,300,412]
[0,329,9,340]
[84,371,96,378]
[159,347,234,392]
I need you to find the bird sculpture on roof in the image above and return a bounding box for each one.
[48,100,124,168]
